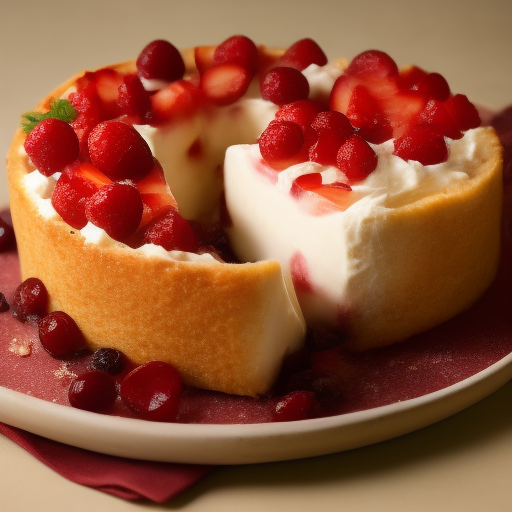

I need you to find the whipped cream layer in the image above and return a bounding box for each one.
[224,128,485,326]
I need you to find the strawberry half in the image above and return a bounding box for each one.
[200,63,252,106]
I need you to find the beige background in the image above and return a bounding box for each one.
[1,0,512,511]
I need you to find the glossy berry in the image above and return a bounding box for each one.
[11,277,48,322]
[213,35,259,76]
[279,38,328,70]
[0,216,15,252]
[38,311,86,358]
[273,391,316,422]
[258,120,305,167]
[0,292,9,312]
[88,121,154,181]
[24,118,79,177]
[260,66,310,105]
[136,39,185,82]
[120,361,182,422]
[275,100,323,134]
[444,94,481,131]
[142,207,200,252]
[417,72,451,101]
[345,49,399,79]
[86,181,144,242]
[415,99,462,140]
[90,348,126,375]
[336,134,378,182]
[68,370,117,413]
[393,127,449,165]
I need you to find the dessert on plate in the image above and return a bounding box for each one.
[4,36,503,416]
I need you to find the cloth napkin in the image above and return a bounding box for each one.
[0,422,214,502]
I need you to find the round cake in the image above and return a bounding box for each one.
[6,36,503,398]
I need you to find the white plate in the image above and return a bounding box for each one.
[1,350,512,465]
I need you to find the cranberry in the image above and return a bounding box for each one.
[0,216,15,252]
[88,121,154,181]
[11,277,48,322]
[213,35,259,76]
[260,67,310,105]
[90,348,126,375]
[0,292,9,312]
[85,181,144,242]
[393,126,449,166]
[279,38,328,70]
[38,311,86,358]
[336,134,378,183]
[24,118,80,177]
[142,208,200,252]
[120,361,182,422]
[68,370,117,413]
[136,39,185,83]
[258,120,305,166]
[273,391,317,422]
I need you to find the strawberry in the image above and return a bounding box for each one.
[309,112,354,165]
[415,98,462,140]
[444,94,481,131]
[24,118,79,176]
[136,159,176,213]
[393,126,449,165]
[194,45,216,75]
[275,100,323,149]
[136,39,185,83]
[292,173,352,208]
[416,72,451,101]
[337,134,378,183]
[88,121,154,181]
[345,49,399,79]
[85,181,144,242]
[200,63,252,106]
[260,66,310,105]
[258,120,305,169]
[116,73,152,123]
[398,65,428,91]
[278,38,328,71]
[213,35,259,76]
[150,79,203,122]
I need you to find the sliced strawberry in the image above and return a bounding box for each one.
[417,72,451,101]
[275,100,323,148]
[292,173,352,208]
[116,73,152,123]
[278,38,328,71]
[415,98,462,140]
[444,94,481,131]
[345,50,399,79]
[398,65,428,91]
[200,63,252,106]
[136,159,176,213]
[382,89,427,139]
[346,85,393,143]
[337,134,378,183]
[150,79,203,123]
[194,45,216,75]
[309,112,354,165]
[393,126,449,165]
[213,35,259,76]
[329,74,359,115]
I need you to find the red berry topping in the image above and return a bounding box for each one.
[142,207,200,252]
[415,99,462,140]
[398,65,428,91]
[51,166,100,229]
[0,292,9,312]
[261,66,310,105]
[336,135,378,183]
[311,110,354,137]
[88,121,154,181]
[68,370,117,413]
[444,94,481,131]
[278,38,328,71]
[136,39,185,83]
[120,361,182,422]
[116,74,152,122]
[345,49,399,79]
[417,72,451,101]
[0,216,15,252]
[90,348,126,375]
[258,120,305,168]
[24,118,79,177]
[393,127,449,165]
[11,277,49,323]
[38,311,86,358]
[200,63,252,106]
[213,35,259,76]
[85,181,144,242]
[150,79,203,122]
[194,45,216,75]
[275,100,323,133]
[273,390,316,422]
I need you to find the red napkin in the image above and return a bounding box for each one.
[0,423,214,502]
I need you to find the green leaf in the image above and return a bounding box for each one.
[21,99,78,134]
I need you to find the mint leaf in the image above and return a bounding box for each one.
[21,99,78,134]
